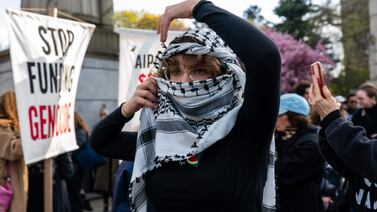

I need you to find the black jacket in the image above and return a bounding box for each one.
[275,126,324,212]
[320,110,377,211]
[352,105,377,139]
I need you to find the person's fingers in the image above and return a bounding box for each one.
[140,79,158,95]
[138,90,157,103]
[157,14,162,35]
[322,85,333,99]
[136,96,157,109]
[161,14,172,42]
[311,74,322,99]
[146,78,158,95]
[308,85,315,106]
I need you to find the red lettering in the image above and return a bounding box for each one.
[39,105,47,139]
[138,72,153,83]
[48,105,56,137]
[28,106,39,140]
[27,102,72,141]
[62,103,67,133]
[56,105,60,136]
[67,103,71,132]
[138,73,146,83]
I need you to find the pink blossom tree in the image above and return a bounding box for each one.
[263,29,335,93]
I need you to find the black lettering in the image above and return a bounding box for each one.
[47,27,58,56]
[50,63,58,93]
[58,29,67,56]
[58,63,64,93]
[68,66,74,92]
[27,62,36,93]
[135,55,142,69]
[66,30,74,55]
[38,63,48,93]
[147,54,154,68]
[39,26,50,55]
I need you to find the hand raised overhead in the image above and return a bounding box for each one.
[157,0,200,42]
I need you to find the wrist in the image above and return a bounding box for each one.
[121,102,134,118]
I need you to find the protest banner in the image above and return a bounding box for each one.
[117,28,181,131]
[6,8,95,164]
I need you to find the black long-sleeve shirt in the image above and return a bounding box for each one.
[319,110,377,211]
[91,1,281,211]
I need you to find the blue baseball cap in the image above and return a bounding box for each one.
[279,93,310,116]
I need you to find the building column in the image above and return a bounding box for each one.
[369,0,377,81]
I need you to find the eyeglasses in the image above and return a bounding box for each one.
[161,65,219,82]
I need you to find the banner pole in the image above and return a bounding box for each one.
[44,8,57,212]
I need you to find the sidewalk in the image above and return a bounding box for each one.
[86,192,112,212]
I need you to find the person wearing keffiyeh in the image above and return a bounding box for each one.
[91,0,281,211]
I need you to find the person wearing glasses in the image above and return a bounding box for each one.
[91,0,281,211]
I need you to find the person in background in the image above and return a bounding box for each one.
[53,153,75,212]
[346,93,357,119]
[112,160,134,212]
[320,162,349,212]
[93,104,119,212]
[66,112,93,212]
[334,96,349,119]
[0,90,28,212]
[309,79,377,212]
[275,93,324,212]
[352,82,377,138]
[292,80,311,100]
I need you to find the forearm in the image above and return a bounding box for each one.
[321,111,377,180]
[91,106,137,160]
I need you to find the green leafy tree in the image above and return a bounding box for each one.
[274,0,313,41]
[333,0,371,95]
[113,10,186,31]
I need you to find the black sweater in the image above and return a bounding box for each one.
[352,105,377,139]
[320,110,377,211]
[275,127,324,212]
[91,1,281,211]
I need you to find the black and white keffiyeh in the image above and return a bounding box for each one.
[262,136,277,212]
[129,28,246,211]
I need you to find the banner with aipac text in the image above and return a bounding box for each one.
[117,28,182,131]
[6,9,95,164]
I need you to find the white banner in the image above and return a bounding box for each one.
[117,28,182,131]
[6,9,95,164]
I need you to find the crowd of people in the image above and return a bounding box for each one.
[1,0,377,212]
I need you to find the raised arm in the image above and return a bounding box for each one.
[194,1,281,128]
[309,78,377,181]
